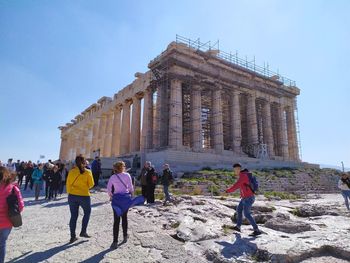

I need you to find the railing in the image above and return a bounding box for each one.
[174,35,296,87]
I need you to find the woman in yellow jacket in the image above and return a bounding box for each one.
[66,155,94,243]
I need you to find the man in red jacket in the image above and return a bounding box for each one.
[225,163,262,236]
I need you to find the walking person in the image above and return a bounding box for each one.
[32,163,44,200]
[58,163,68,195]
[0,167,24,263]
[146,161,158,204]
[338,173,350,211]
[16,162,25,188]
[225,163,262,236]
[43,163,54,200]
[23,161,34,191]
[91,157,101,187]
[49,165,61,200]
[107,161,134,250]
[161,164,174,205]
[66,155,94,243]
[138,162,149,202]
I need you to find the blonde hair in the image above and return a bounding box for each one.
[113,161,125,174]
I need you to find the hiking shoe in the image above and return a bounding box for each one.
[110,242,118,250]
[232,226,241,232]
[79,233,91,238]
[69,237,78,243]
[249,230,262,237]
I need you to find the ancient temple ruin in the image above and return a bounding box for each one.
[59,36,302,171]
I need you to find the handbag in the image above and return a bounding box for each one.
[7,186,22,227]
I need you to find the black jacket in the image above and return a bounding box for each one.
[161,169,173,186]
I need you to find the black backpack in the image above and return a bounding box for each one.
[7,186,22,227]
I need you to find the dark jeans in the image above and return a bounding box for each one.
[17,174,24,188]
[163,184,171,202]
[49,187,58,199]
[34,183,42,200]
[24,175,33,190]
[147,184,155,203]
[68,194,91,238]
[0,227,11,263]
[113,209,128,243]
[59,181,65,195]
[236,196,258,230]
[93,173,100,187]
[45,182,50,199]
[141,185,147,199]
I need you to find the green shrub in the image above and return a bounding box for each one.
[264,191,300,200]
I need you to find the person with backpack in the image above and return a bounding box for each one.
[225,163,262,237]
[0,166,24,263]
[338,173,350,211]
[66,155,94,243]
[161,164,174,205]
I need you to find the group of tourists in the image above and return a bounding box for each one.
[0,158,69,201]
[1,155,350,262]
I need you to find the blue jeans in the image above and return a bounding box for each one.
[236,196,259,231]
[341,190,350,210]
[0,228,12,263]
[68,194,91,238]
[163,185,171,202]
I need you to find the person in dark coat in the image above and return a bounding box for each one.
[137,163,149,202]
[49,165,61,200]
[43,163,54,200]
[58,163,68,195]
[90,157,101,187]
[145,162,157,204]
[24,161,34,190]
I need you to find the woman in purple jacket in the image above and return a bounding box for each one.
[107,161,134,250]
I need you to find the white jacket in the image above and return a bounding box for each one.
[338,179,350,191]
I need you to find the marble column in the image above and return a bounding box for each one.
[262,101,275,157]
[169,79,183,148]
[247,93,259,146]
[120,100,132,155]
[130,95,142,152]
[111,105,122,156]
[231,90,242,155]
[278,104,289,159]
[103,111,114,157]
[85,125,93,159]
[286,104,299,161]
[98,115,107,155]
[92,118,100,153]
[142,88,153,150]
[212,88,224,153]
[191,86,202,151]
[59,136,67,161]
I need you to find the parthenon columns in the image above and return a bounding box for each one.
[130,95,142,152]
[120,100,132,155]
[231,90,242,154]
[262,101,275,157]
[92,118,100,153]
[102,111,113,157]
[277,104,289,160]
[212,88,224,153]
[286,104,299,161]
[169,79,183,148]
[142,88,153,150]
[97,114,107,155]
[191,86,202,151]
[111,105,122,156]
[247,93,259,145]
[84,126,93,158]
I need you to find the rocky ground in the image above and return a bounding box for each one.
[5,189,350,263]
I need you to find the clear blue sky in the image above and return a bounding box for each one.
[0,0,349,167]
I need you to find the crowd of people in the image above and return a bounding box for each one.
[1,155,350,262]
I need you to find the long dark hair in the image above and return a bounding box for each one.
[75,155,86,174]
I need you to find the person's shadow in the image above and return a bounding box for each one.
[79,248,113,263]
[8,240,88,263]
[215,233,258,259]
